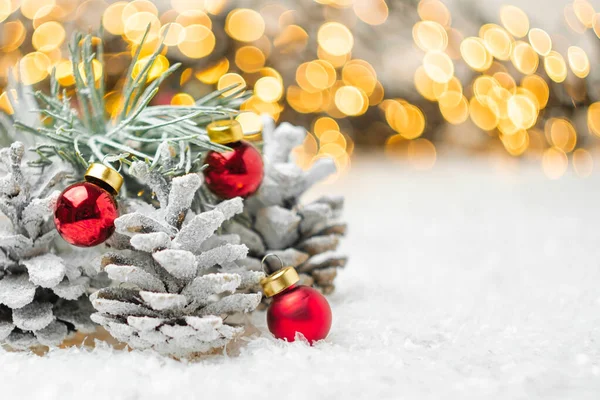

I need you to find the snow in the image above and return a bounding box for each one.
[2,157,600,399]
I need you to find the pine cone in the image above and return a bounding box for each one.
[0,142,97,350]
[229,118,347,295]
[90,164,262,358]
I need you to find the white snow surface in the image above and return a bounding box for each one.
[2,157,600,400]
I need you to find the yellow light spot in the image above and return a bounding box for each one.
[0,0,10,23]
[313,117,339,138]
[460,37,492,72]
[235,46,265,73]
[103,1,128,35]
[548,118,576,153]
[19,52,50,85]
[160,23,185,46]
[317,22,354,56]
[255,76,283,103]
[274,25,308,54]
[122,0,158,19]
[408,139,436,170]
[413,21,448,52]
[564,4,587,34]
[573,148,593,177]
[521,75,549,109]
[315,60,337,89]
[301,61,328,91]
[501,129,529,156]
[354,0,388,26]
[287,85,323,114]
[588,102,600,137]
[567,46,590,79]
[236,112,263,134]
[593,13,600,38]
[317,45,351,68]
[242,95,282,120]
[544,51,567,83]
[21,0,55,19]
[414,66,437,101]
[178,24,215,59]
[473,75,499,102]
[176,10,212,28]
[77,59,103,84]
[482,26,513,60]
[573,0,595,28]
[335,86,366,116]
[507,94,537,129]
[493,72,516,93]
[0,91,15,115]
[528,28,552,56]
[433,76,462,104]
[418,0,451,27]
[217,73,246,97]
[124,11,161,44]
[1,20,26,52]
[278,9,296,29]
[180,67,192,86]
[342,62,377,95]
[423,51,454,83]
[500,5,529,38]
[542,147,568,179]
[132,54,169,83]
[171,93,194,106]
[55,60,75,86]
[510,41,539,75]
[470,96,499,131]
[195,58,229,84]
[319,130,347,150]
[439,94,469,125]
[368,81,385,106]
[31,21,65,53]
[226,9,265,42]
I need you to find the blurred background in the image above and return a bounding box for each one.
[1,0,600,181]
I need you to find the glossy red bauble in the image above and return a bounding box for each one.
[203,140,264,199]
[267,284,332,343]
[54,182,119,247]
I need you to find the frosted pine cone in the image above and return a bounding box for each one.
[0,142,97,350]
[228,118,347,294]
[90,164,263,358]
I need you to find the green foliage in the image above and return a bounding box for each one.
[9,27,250,178]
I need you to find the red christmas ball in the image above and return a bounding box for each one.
[54,182,119,247]
[267,284,332,343]
[203,140,264,199]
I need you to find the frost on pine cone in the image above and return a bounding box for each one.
[0,142,97,350]
[90,163,263,357]
[228,118,347,295]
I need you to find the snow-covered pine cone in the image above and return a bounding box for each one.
[90,164,263,358]
[228,117,347,295]
[0,142,97,350]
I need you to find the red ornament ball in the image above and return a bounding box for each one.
[203,140,264,199]
[267,284,332,343]
[54,182,119,247]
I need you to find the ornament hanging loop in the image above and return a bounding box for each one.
[261,253,284,274]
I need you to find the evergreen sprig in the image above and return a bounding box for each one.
[9,28,250,178]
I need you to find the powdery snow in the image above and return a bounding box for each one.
[1,157,599,399]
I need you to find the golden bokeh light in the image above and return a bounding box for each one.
[335,86,366,116]
[124,12,160,44]
[507,94,537,130]
[521,75,549,109]
[32,21,65,52]
[19,52,50,85]
[132,55,169,83]
[178,24,215,59]
[226,9,265,42]
[235,46,265,73]
[194,58,229,84]
[413,21,448,52]
[439,93,469,125]
[54,60,75,86]
[470,96,499,131]
[236,111,263,134]
[254,76,283,103]
[567,46,590,79]
[573,148,593,177]
[528,28,552,56]
[317,22,354,56]
[342,61,377,95]
[423,50,454,83]
[103,1,127,35]
[414,66,437,101]
[176,10,212,28]
[217,73,246,97]
[287,85,323,114]
[353,0,388,26]
[587,102,600,137]
[544,51,567,83]
[21,0,55,20]
[542,147,568,179]
[510,41,539,75]
[77,59,103,84]
[548,118,576,153]
[500,5,529,38]
[171,93,195,106]
[160,23,186,46]
[313,117,339,138]
[473,75,498,102]
[501,129,529,156]
[573,0,595,28]
[0,90,15,115]
[0,0,10,24]
[593,13,600,38]
[408,138,436,170]
[482,26,513,60]
[418,0,451,27]
[1,20,27,52]
[274,25,309,54]
[460,37,492,72]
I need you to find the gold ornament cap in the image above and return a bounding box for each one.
[260,254,300,297]
[207,119,244,144]
[84,163,123,195]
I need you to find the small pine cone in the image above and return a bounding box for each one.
[91,167,263,358]
[0,143,97,350]
[229,118,347,296]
